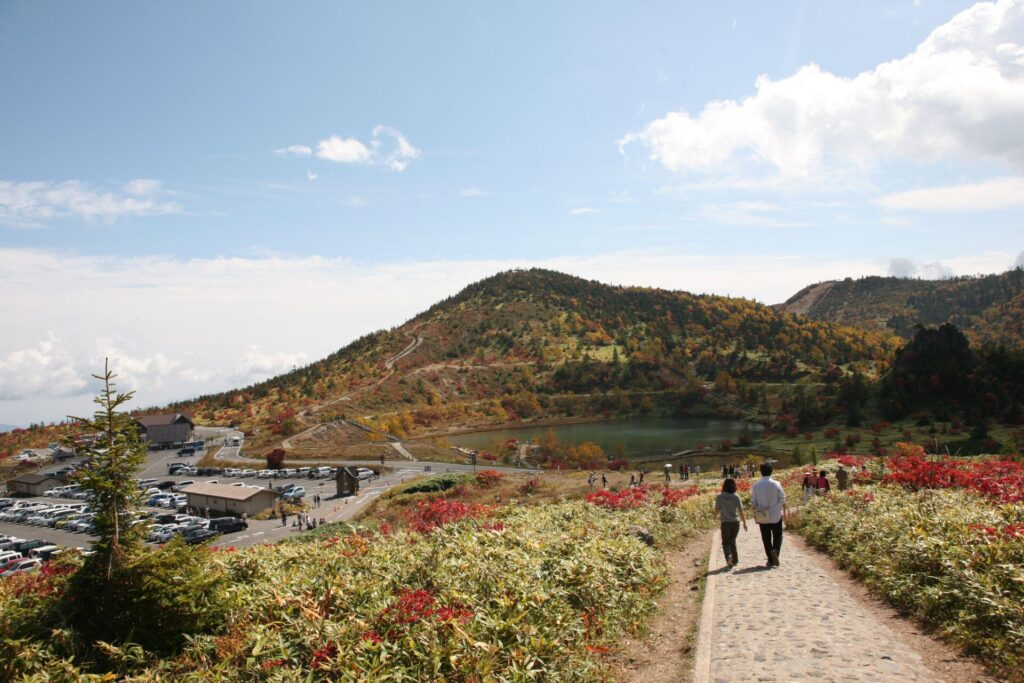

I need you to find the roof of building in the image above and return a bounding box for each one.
[10,473,62,485]
[135,413,194,428]
[180,482,278,501]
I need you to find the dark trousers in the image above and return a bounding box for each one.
[758,521,783,560]
[720,522,740,564]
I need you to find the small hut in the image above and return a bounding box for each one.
[335,466,360,497]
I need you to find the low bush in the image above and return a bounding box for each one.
[400,472,473,494]
[800,486,1024,675]
[1,495,715,680]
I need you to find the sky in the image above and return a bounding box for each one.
[1,0,1023,426]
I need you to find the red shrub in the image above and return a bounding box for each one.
[407,499,492,533]
[585,486,648,509]
[474,469,504,488]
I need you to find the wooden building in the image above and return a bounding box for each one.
[180,482,279,516]
[135,413,195,447]
[335,467,360,497]
[7,473,63,497]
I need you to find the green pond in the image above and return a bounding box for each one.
[449,416,772,468]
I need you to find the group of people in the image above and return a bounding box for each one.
[800,465,850,502]
[721,463,756,479]
[714,463,787,569]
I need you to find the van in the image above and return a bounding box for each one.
[310,467,333,479]
[29,545,59,559]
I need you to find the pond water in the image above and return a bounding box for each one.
[448,416,770,467]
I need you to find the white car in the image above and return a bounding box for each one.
[161,495,187,509]
[171,480,196,492]
[237,469,256,478]
[257,469,275,478]
[150,524,187,542]
[0,550,23,564]
[223,468,240,477]
[356,468,375,481]
[1,558,42,576]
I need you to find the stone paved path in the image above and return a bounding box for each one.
[694,524,937,682]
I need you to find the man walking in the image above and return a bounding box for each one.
[751,463,787,568]
[836,465,849,492]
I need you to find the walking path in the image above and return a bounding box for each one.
[694,524,935,683]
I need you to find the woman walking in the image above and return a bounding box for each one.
[714,478,747,567]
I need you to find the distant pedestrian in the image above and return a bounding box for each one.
[629,474,637,487]
[663,464,671,483]
[204,506,209,518]
[801,471,815,504]
[751,463,787,568]
[694,465,700,477]
[601,472,608,488]
[721,465,728,479]
[638,471,645,486]
[241,512,247,523]
[588,471,596,488]
[836,466,849,492]
[816,470,831,495]
[319,517,326,526]
[715,478,747,567]
[281,511,288,527]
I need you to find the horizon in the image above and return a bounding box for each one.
[2,0,1023,424]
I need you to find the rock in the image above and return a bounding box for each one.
[629,525,655,547]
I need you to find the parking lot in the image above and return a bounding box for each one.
[2,439,426,558]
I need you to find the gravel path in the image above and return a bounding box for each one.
[694,524,937,683]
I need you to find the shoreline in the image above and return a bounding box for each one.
[412,413,650,441]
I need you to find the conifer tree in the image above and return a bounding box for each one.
[65,359,146,579]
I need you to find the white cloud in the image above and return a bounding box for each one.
[230,346,308,386]
[568,207,598,215]
[281,126,421,172]
[0,333,89,400]
[460,187,485,198]
[888,257,954,278]
[274,145,312,157]
[0,179,182,228]
[695,200,812,228]
[1015,251,1024,268]
[316,136,373,164]
[306,170,318,182]
[371,125,420,171]
[620,0,1024,186]
[1,246,1017,424]
[876,176,1024,210]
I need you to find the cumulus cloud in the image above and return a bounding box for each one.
[888,257,955,279]
[620,0,1024,186]
[0,333,89,400]
[281,126,420,171]
[274,145,312,156]
[877,176,1024,210]
[316,136,373,164]
[0,179,182,228]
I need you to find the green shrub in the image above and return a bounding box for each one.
[800,486,1024,675]
[401,472,473,494]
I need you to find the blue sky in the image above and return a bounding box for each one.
[1,0,1022,424]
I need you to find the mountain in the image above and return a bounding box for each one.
[161,269,898,451]
[779,268,1024,345]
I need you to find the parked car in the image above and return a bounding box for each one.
[136,479,158,489]
[177,448,196,457]
[309,467,334,479]
[223,468,241,477]
[357,468,376,481]
[182,528,219,545]
[1,557,43,576]
[155,480,177,490]
[11,539,49,554]
[282,486,306,501]
[171,480,196,492]
[161,495,187,509]
[0,537,26,551]
[237,469,256,478]
[29,545,60,559]
[0,550,23,565]
[294,467,311,477]
[257,469,275,479]
[208,517,247,533]
[276,483,297,493]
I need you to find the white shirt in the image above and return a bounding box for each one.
[751,476,786,524]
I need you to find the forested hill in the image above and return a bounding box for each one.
[156,269,898,433]
[778,268,1024,346]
